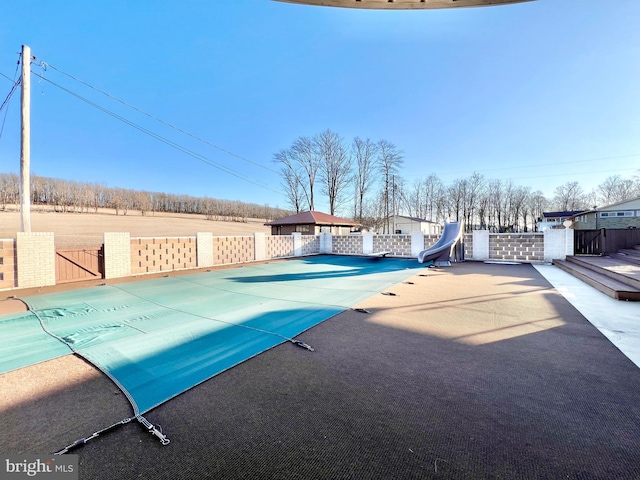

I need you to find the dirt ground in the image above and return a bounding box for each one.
[0,208,271,248]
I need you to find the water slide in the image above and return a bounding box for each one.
[418,221,464,266]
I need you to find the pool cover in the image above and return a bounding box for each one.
[0,256,422,416]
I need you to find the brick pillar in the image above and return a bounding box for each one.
[16,232,56,288]
[254,232,266,261]
[196,232,214,267]
[104,232,131,279]
[472,230,489,261]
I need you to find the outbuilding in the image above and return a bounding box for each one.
[266,211,360,235]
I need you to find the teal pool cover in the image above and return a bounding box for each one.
[1,256,423,424]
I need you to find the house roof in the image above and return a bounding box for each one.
[394,215,438,224]
[542,211,586,219]
[566,196,640,219]
[266,211,361,227]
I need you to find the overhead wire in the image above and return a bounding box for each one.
[0,54,22,141]
[30,70,283,196]
[38,61,280,174]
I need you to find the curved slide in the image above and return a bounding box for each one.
[418,221,464,266]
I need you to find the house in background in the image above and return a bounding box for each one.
[538,210,586,232]
[378,215,442,235]
[570,196,640,230]
[266,211,360,235]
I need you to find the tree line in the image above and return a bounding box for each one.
[275,129,640,232]
[0,173,290,221]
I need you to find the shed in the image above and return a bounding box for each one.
[266,211,360,235]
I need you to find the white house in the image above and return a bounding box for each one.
[379,215,442,235]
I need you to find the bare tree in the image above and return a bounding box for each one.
[273,135,319,211]
[315,130,352,215]
[377,140,404,233]
[553,181,587,211]
[352,137,378,223]
[597,175,638,206]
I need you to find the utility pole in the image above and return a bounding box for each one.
[20,44,32,232]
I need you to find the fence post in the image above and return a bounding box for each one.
[362,232,373,255]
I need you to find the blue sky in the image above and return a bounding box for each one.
[1,0,639,214]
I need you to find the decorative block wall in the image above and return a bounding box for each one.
[300,235,320,256]
[266,235,295,259]
[16,232,56,288]
[0,239,17,290]
[214,236,255,265]
[130,236,196,275]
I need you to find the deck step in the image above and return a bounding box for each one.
[565,255,640,290]
[553,259,640,301]
[612,251,640,266]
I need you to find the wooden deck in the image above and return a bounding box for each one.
[554,245,640,301]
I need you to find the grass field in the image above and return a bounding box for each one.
[0,208,271,248]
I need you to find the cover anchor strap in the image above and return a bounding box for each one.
[137,415,170,445]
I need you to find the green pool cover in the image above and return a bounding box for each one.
[0,256,423,416]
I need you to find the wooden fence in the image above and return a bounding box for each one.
[574,228,640,255]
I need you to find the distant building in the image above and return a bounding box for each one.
[570,197,640,230]
[378,215,441,235]
[265,211,360,235]
[538,210,586,232]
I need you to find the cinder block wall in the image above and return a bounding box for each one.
[0,239,17,290]
[214,236,255,265]
[332,235,363,255]
[373,235,413,256]
[489,233,544,262]
[462,233,473,259]
[131,237,197,274]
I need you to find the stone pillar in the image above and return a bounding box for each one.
[196,232,214,267]
[362,232,373,255]
[254,232,266,262]
[472,230,490,261]
[16,232,56,288]
[104,232,131,279]
[411,231,425,258]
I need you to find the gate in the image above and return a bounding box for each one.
[56,246,104,284]
[574,229,603,255]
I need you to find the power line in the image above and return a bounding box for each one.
[0,56,22,141]
[37,61,280,174]
[30,70,283,196]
